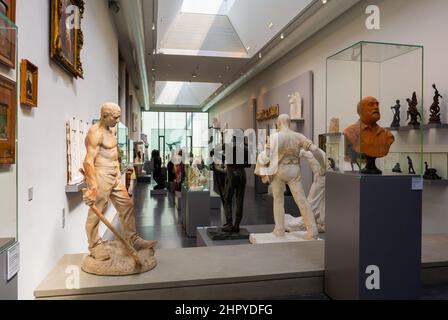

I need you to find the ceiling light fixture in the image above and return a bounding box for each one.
[246,46,251,51]
[322,0,327,4]
[259,52,262,59]
[268,22,274,29]
[192,73,198,78]
[280,33,285,40]
[152,23,156,30]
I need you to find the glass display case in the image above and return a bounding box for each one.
[117,122,129,171]
[325,41,424,176]
[0,13,18,253]
[184,161,210,192]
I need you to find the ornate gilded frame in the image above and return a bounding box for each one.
[0,74,16,165]
[50,0,84,78]
[20,59,39,107]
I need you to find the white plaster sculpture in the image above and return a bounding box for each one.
[285,150,327,233]
[81,103,157,276]
[254,114,326,241]
[288,92,303,120]
[66,118,90,185]
[212,117,221,129]
[188,156,208,191]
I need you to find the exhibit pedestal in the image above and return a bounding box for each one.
[250,232,322,244]
[325,172,422,300]
[185,190,211,237]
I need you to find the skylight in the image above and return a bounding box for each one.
[155,81,222,106]
[181,0,236,15]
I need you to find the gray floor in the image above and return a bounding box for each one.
[132,182,271,249]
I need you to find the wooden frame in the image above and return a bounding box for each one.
[20,59,38,107]
[50,0,84,78]
[0,74,16,165]
[0,0,16,68]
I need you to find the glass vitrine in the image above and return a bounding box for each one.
[325,41,424,176]
[0,13,18,253]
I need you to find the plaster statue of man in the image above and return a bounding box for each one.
[255,114,325,240]
[83,103,157,261]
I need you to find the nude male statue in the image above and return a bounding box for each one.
[255,114,326,240]
[83,103,156,261]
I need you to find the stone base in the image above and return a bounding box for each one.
[150,189,167,196]
[82,241,157,276]
[249,231,322,244]
[207,228,250,241]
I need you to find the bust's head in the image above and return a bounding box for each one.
[358,96,380,125]
[101,102,121,128]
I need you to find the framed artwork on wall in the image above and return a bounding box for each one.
[133,112,138,132]
[50,0,85,78]
[0,74,16,164]
[0,0,16,68]
[20,59,38,107]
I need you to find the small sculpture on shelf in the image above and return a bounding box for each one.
[423,162,442,180]
[347,143,361,172]
[328,157,337,171]
[344,97,395,174]
[407,156,416,175]
[428,84,443,125]
[392,163,402,173]
[406,92,422,126]
[329,118,340,133]
[390,100,401,128]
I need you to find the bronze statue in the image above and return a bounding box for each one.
[424,162,442,180]
[406,92,422,126]
[407,156,416,175]
[392,163,402,173]
[390,100,401,128]
[429,84,443,125]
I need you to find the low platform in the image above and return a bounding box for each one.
[197,225,274,247]
[34,234,448,300]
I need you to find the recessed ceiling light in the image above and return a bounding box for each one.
[322,0,327,3]
[152,23,156,30]
[153,49,156,54]
[192,73,198,78]
[280,33,285,39]
[246,46,251,51]
[259,52,262,59]
[268,22,274,29]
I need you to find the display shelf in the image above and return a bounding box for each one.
[387,124,448,131]
[65,182,85,193]
[321,132,343,137]
[424,180,448,186]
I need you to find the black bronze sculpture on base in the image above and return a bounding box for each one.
[407,92,422,127]
[347,143,361,172]
[429,84,443,125]
[328,157,337,171]
[151,150,166,190]
[361,156,382,175]
[424,162,442,180]
[407,156,416,175]
[390,100,401,128]
[208,133,251,240]
[392,163,402,173]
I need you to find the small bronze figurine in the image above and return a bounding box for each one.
[328,157,337,171]
[407,156,416,175]
[392,163,402,173]
[429,84,443,125]
[347,143,361,172]
[407,92,422,126]
[390,100,401,128]
[424,162,442,180]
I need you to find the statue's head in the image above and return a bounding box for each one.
[101,102,121,128]
[277,114,291,130]
[358,96,380,125]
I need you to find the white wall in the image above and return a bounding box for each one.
[17,0,119,299]
[210,0,448,234]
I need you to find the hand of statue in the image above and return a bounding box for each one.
[82,188,97,207]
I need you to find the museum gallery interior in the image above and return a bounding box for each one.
[1,0,448,301]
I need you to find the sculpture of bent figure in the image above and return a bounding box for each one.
[255,114,325,240]
[82,103,157,275]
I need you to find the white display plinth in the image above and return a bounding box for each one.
[249,232,322,244]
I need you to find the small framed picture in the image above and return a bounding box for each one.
[0,74,16,164]
[20,59,38,107]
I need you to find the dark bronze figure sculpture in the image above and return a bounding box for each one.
[151,150,166,190]
[392,163,402,173]
[429,84,443,125]
[407,156,416,175]
[407,92,422,126]
[424,162,442,180]
[390,100,401,128]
